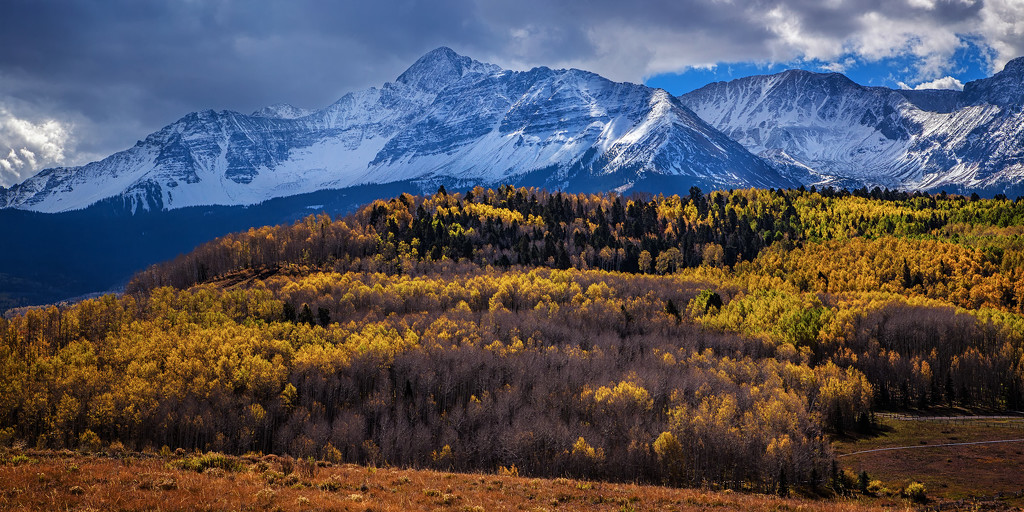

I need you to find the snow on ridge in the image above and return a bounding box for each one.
[252,103,312,120]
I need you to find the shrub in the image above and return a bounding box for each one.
[280,457,294,475]
[317,479,341,492]
[261,470,284,485]
[78,430,102,452]
[172,452,245,473]
[107,441,126,456]
[0,427,15,447]
[8,454,36,466]
[867,479,885,495]
[297,457,318,479]
[254,487,276,506]
[904,482,927,502]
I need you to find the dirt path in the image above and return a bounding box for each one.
[838,437,1024,458]
[875,412,1024,421]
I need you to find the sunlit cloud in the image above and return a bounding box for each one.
[0,105,72,187]
[915,76,965,90]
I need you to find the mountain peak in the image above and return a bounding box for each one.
[252,103,311,119]
[1003,56,1024,74]
[420,46,460,61]
[776,69,860,88]
[396,47,501,93]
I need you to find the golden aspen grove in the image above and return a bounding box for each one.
[3,185,1024,501]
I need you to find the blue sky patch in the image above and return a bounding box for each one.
[646,39,994,95]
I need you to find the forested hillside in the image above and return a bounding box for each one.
[2,185,1023,494]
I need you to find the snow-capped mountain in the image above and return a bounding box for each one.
[0,47,790,213]
[680,58,1024,194]
[681,70,920,188]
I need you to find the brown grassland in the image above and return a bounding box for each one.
[0,449,906,512]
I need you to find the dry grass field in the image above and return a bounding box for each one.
[0,449,904,512]
[834,414,1024,507]
[7,422,1024,512]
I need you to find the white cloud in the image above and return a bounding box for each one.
[480,0,1005,87]
[0,106,72,187]
[979,0,1024,72]
[821,58,857,73]
[913,76,965,90]
[19,148,36,169]
[552,1,1015,87]
[763,5,847,63]
[5,148,22,167]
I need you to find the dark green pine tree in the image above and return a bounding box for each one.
[298,303,315,326]
[665,299,681,323]
[283,302,297,322]
[777,468,788,497]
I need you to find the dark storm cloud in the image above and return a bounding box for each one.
[0,0,508,184]
[0,0,1018,185]
[1,1,486,123]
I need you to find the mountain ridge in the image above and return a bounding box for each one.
[0,47,791,213]
[680,57,1024,195]
[3,48,1024,214]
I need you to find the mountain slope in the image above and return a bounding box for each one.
[0,48,790,213]
[681,70,922,188]
[680,58,1024,195]
[906,60,1024,193]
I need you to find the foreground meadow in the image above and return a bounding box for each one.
[1,449,911,512]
